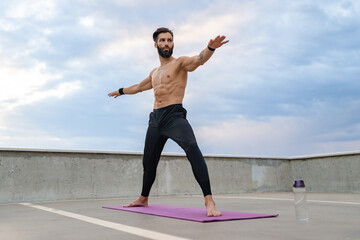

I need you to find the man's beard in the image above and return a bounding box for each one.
[157,46,173,58]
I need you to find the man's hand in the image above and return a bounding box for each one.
[208,35,229,50]
[181,35,229,72]
[108,90,121,98]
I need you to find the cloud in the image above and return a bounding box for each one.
[79,16,95,27]
[94,1,253,66]
[194,96,360,157]
[97,30,152,60]
[5,0,57,20]
[195,115,307,156]
[0,60,82,110]
[0,19,19,31]
[0,127,140,151]
[0,0,359,156]
[320,0,360,19]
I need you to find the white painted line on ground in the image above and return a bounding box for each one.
[216,196,360,205]
[217,196,293,201]
[19,203,191,240]
[307,200,360,205]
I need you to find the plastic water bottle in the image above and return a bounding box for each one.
[293,179,309,220]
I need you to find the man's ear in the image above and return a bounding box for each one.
[154,42,157,48]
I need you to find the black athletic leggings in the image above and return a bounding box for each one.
[141,104,212,197]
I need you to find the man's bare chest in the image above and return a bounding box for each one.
[152,66,177,87]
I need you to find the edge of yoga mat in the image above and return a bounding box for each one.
[103,204,278,222]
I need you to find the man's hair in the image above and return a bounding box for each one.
[153,27,173,42]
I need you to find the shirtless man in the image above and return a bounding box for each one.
[108,27,228,216]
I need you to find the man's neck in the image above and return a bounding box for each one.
[159,56,175,66]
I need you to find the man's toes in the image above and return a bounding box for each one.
[123,202,137,207]
[212,212,221,217]
[207,210,221,217]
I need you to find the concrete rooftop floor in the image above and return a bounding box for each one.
[1,192,359,240]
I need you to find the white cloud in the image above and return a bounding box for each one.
[0,127,140,152]
[79,16,95,27]
[321,0,360,19]
[96,27,157,68]
[177,6,256,46]
[95,1,255,63]
[0,60,81,110]
[195,115,316,157]
[6,0,57,20]
[195,99,360,156]
[111,0,178,7]
[314,140,360,155]
[0,19,19,31]
[99,35,150,58]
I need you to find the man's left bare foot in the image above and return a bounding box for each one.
[123,196,148,207]
[205,195,222,217]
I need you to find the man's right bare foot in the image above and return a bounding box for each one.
[205,195,222,217]
[123,196,149,207]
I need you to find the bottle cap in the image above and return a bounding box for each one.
[293,179,305,188]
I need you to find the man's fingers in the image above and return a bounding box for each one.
[212,36,221,43]
[211,35,228,47]
[214,35,226,42]
[221,40,229,45]
[108,91,120,98]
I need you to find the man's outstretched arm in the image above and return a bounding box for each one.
[181,35,229,72]
[108,70,155,98]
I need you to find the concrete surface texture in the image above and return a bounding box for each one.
[1,193,359,240]
[1,148,360,203]
[290,154,360,192]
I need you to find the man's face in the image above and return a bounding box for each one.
[155,32,174,58]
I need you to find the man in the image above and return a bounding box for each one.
[108,27,228,216]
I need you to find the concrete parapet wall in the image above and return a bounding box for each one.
[0,148,359,203]
[290,153,360,193]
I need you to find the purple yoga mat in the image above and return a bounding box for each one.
[103,204,278,222]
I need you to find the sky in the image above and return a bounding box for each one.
[0,0,359,157]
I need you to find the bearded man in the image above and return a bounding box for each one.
[108,27,228,216]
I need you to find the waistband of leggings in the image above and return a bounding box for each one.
[153,104,183,112]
